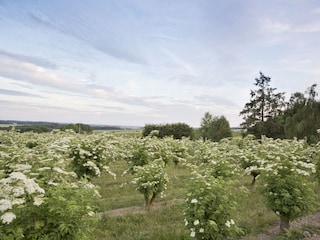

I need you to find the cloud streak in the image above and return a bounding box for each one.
[0,88,41,97]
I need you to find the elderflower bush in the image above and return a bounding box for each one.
[258,137,317,232]
[68,134,115,179]
[0,130,100,239]
[314,139,320,184]
[184,170,243,239]
[190,139,241,179]
[132,159,169,207]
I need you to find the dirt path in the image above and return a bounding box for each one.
[100,202,320,239]
[244,211,320,240]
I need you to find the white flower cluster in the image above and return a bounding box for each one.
[103,166,116,179]
[83,161,101,177]
[0,172,45,224]
[53,167,77,177]
[225,219,235,228]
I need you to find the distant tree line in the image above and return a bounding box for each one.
[142,123,193,139]
[0,123,59,133]
[240,72,320,143]
[0,121,127,133]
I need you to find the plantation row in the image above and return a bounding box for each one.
[0,130,320,239]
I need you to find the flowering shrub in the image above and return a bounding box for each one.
[184,171,243,239]
[132,159,169,207]
[0,131,100,239]
[259,137,317,232]
[69,135,114,179]
[314,139,320,184]
[126,142,149,174]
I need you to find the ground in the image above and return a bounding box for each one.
[101,203,320,240]
[249,211,320,240]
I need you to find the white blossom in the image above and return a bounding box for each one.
[25,179,45,194]
[48,180,58,186]
[87,211,95,217]
[191,198,198,204]
[12,164,32,172]
[1,212,16,224]
[33,196,44,206]
[12,187,25,197]
[12,198,25,206]
[9,172,27,181]
[225,219,234,228]
[194,219,200,225]
[38,167,51,171]
[0,199,12,212]
[84,161,101,177]
[184,218,188,226]
[53,167,77,177]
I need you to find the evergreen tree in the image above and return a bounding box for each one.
[240,72,285,138]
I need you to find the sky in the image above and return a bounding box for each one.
[1,0,320,127]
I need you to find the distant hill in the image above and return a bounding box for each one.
[0,120,142,131]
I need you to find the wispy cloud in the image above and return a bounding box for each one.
[0,50,57,69]
[0,88,41,97]
[24,3,147,64]
[0,53,165,109]
[162,48,199,77]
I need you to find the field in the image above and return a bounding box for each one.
[0,130,319,239]
[93,161,320,239]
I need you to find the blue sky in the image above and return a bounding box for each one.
[1,0,319,127]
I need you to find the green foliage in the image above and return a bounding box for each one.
[0,182,99,240]
[184,172,243,239]
[240,72,285,129]
[248,117,285,139]
[240,72,286,139]
[132,159,169,207]
[126,143,149,174]
[0,131,100,240]
[200,112,214,141]
[25,140,38,148]
[1,129,320,239]
[68,135,113,179]
[142,123,193,139]
[200,112,232,142]
[241,78,320,142]
[60,123,93,134]
[283,84,320,144]
[258,137,317,232]
[275,225,320,240]
[314,139,320,184]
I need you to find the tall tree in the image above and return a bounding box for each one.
[240,72,285,134]
[283,84,320,143]
[211,116,232,142]
[200,112,214,141]
[200,113,231,141]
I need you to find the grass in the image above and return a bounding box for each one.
[93,161,190,211]
[92,159,320,240]
[94,204,189,239]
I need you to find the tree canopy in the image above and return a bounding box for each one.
[142,123,193,139]
[240,72,285,129]
[240,72,320,143]
[200,112,232,142]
